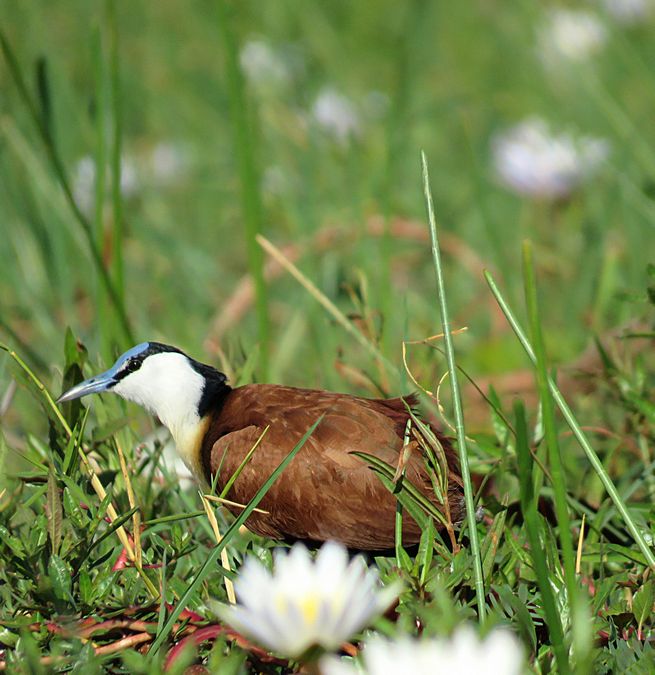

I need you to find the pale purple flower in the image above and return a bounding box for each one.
[240,39,294,90]
[491,117,610,199]
[601,0,653,24]
[538,9,607,65]
[312,88,361,143]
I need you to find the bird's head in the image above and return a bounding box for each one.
[57,342,229,439]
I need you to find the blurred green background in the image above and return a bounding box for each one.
[1,1,654,423]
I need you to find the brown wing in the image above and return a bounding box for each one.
[200,384,463,550]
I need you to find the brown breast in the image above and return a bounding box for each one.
[200,384,463,551]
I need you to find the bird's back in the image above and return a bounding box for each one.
[200,384,464,550]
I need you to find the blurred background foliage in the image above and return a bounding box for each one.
[2,1,653,407]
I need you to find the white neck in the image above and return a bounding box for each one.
[112,352,207,477]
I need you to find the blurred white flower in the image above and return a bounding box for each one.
[72,156,96,214]
[148,141,189,186]
[312,88,361,143]
[218,541,398,658]
[538,9,607,65]
[240,39,294,90]
[72,154,140,215]
[601,0,653,23]
[491,117,610,199]
[321,625,525,675]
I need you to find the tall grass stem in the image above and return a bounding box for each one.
[0,30,134,345]
[514,400,570,674]
[107,0,125,313]
[257,235,398,375]
[421,152,486,621]
[92,27,110,355]
[216,1,269,378]
[485,270,655,571]
[522,242,578,606]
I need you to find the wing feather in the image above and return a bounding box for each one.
[201,384,463,549]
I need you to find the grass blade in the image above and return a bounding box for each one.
[149,415,324,656]
[257,234,398,376]
[216,0,269,377]
[351,451,446,528]
[46,471,62,555]
[514,399,569,674]
[0,342,157,597]
[0,30,133,344]
[421,152,486,621]
[107,0,125,307]
[485,270,655,571]
[522,241,578,610]
[218,425,269,499]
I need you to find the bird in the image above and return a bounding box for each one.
[57,342,464,551]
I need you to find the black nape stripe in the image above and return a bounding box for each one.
[188,359,231,418]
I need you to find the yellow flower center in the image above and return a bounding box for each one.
[299,593,319,624]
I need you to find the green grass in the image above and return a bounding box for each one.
[1,2,655,672]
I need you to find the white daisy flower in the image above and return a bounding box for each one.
[538,9,607,65]
[312,88,361,144]
[491,117,610,199]
[218,541,398,658]
[601,0,653,24]
[321,625,525,675]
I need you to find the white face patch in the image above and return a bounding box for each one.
[112,352,205,447]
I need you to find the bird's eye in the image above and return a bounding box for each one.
[114,357,141,381]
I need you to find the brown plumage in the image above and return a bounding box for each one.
[56,342,464,552]
[200,385,464,551]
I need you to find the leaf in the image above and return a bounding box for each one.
[45,470,62,554]
[488,384,512,448]
[514,399,568,673]
[632,581,654,632]
[416,517,436,586]
[60,328,88,429]
[35,56,51,137]
[63,486,87,529]
[78,569,94,606]
[0,524,25,557]
[481,503,507,582]
[48,554,72,603]
[496,584,537,652]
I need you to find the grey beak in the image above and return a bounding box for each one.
[56,371,116,404]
